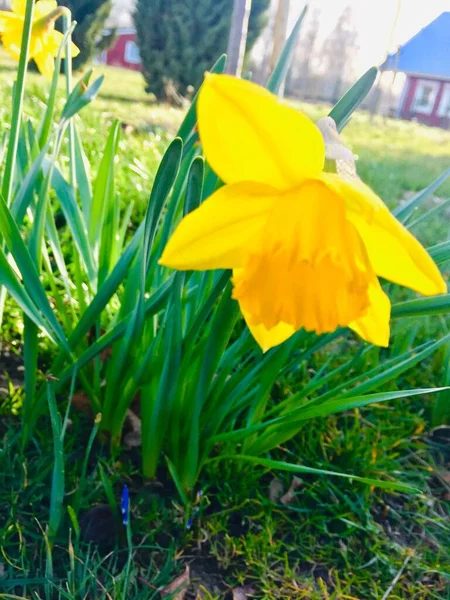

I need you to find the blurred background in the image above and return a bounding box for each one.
[96,0,450,126]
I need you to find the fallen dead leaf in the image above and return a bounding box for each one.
[161,566,190,599]
[269,477,284,503]
[316,116,359,181]
[71,392,93,416]
[124,408,142,448]
[232,586,255,599]
[280,476,303,505]
[438,471,450,484]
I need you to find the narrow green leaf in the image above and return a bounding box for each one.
[267,5,308,94]
[61,71,104,121]
[314,336,449,406]
[427,240,450,266]
[210,455,420,494]
[0,248,49,333]
[165,456,189,506]
[407,197,450,230]
[73,127,93,219]
[67,505,80,539]
[432,343,450,426]
[49,163,96,283]
[328,67,378,131]
[176,54,227,142]
[47,383,65,543]
[287,387,448,422]
[144,137,183,266]
[37,20,76,148]
[72,415,101,514]
[98,464,120,522]
[0,193,68,347]
[10,145,48,224]
[184,156,204,216]
[48,276,174,394]
[89,121,120,254]
[392,294,450,318]
[23,317,39,416]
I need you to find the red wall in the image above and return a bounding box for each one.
[105,33,141,72]
[400,75,448,128]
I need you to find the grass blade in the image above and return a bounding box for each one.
[393,166,450,222]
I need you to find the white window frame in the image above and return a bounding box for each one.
[437,83,450,118]
[124,40,141,65]
[411,79,440,115]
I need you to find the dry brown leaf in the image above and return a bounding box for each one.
[269,477,284,503]
[232,585,255,600]
[161,566,190,599]
[438,471,450,484]
[280,476,303,505]
[316,116,359,181]
[71,392,93,416]
[124,408,142,448]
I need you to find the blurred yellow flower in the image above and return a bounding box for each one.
[160,75,446,352]
[0,0,79,79]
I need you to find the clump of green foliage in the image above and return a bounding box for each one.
[134,0,270,99]
[58,0,114,69]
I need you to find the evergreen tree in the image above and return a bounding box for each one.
[134,0,270,100]
[58,0,114,70]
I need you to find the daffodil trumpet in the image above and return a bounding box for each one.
[160,74,446,352]
[0,0,79,79]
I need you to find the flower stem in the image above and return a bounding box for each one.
[0,0,35,328]
[1,0,35,206]
[62,10,76,188]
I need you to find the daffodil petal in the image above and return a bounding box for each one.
[70,40,80,57]
[349,278,391,347]
[159,182,277,270]
[29,34,44,58]
[34,0,58,19]
[45,29,63,54]
[320,173,447,296]
[45,29,80,57]
[240,306,296,352]
[232,180,375,336]
[34,49,54,79]
[0,11,23,30]
[11,0,26,15]
[197,74,325,190]
[1,28,22,60]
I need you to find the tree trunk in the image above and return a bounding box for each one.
[226,0,252,76]
[270,0,290,72]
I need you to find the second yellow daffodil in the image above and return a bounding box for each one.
[0,0,79,79]
[160,74,446,351]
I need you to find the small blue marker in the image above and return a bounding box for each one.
[121,484,130,526]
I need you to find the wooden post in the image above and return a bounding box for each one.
[226,0,252,76]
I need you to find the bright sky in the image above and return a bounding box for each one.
[289,0,450,71]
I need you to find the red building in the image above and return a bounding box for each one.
[382,12,450,128]
[97,28,142,72]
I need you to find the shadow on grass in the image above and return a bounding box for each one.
[98,92,154,105]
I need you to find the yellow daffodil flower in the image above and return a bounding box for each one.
[160,74,446,352]
[0,0,79,79]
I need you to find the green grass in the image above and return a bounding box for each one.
[0,56,449,598]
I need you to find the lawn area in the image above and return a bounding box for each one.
[1,54,450,600]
